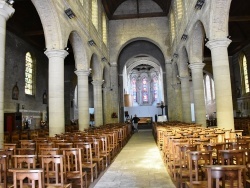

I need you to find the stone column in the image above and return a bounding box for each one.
[45,50,68,136]
[0,2,14,148]
[75,70,90,131]
[165,60,174,121]
[173,61,183,121]
[92,80,103,127]
[179,76,192,122]
[206,38,234,130]
[172,83,183,121]
[189,63,206,126]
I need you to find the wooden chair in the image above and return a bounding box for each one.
[61,148,87,188]
[92,139,105,172]
[0,155,7,188]
[204,165,246,188]
[99,135,111,167]
[4,143,16,155]
[79,142,98,182]
[219,149,247,187]
[185,150,213,188]
[8,168,43,188]
[176,144,198,188]
[39,155,71,188]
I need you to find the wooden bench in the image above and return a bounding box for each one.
[138,117,152,129]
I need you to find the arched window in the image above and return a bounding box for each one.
[170,11,175,43]
[92,0,98,30]
[25,52,35,95]
[79,0,83,6]
[102,13,107,45]
[131,77,137,102]
[242,55,249,93]
[176,0,183,22]
[204,74,215,103]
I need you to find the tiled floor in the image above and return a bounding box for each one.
[91,130,176,188]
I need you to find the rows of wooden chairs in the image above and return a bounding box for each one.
[153,121,250,188]
[1,123,132,188]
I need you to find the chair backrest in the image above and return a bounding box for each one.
[12,155,36,169]
[4,143,16,155]
[39,155,67,187]
[39,148,59,155]
[9,168,43,188]
[0,149,13,169]
[205,165,245,188]
[16,148,35,155]
[0,155,7,188]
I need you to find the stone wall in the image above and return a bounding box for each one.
[5,31,48,129]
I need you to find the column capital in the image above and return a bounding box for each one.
[165,59,172,65]
[188,62,205,70]
[110,62,117,67]
[205,38,231,50]
[74,70,90,76]
[92,80,104,86]
[178,76,190,81]
[171,83,181,90]
[44,49,68,59]
[0,2,15,20]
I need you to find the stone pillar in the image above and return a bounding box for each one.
[189,63,206,126]
[165,60,174,121]
[0,2,14,148]
[45,50,68,136]
[172,83,183,121]
[92,80,103,126]
[179,76,192,122]
[171,61,183,121]
[206,38,234,130]
[75,70,90,131]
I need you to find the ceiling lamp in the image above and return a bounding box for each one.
[64,8,76,19]
[195,0,205,9]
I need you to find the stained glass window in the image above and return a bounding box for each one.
[25,52,34,95]
[132,77,137,102]
[243,55,249,93]
[142,77,148,102]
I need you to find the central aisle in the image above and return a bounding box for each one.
[92,130,176,188]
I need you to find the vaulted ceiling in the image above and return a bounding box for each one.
[102,0,171,20]
[5,0,250,59]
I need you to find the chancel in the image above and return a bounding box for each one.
[1,0,250,187]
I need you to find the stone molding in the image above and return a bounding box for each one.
[0,1,14,20]
[74,70,90,76]
[44,49,69,59]
[205,38,231,50]
[92,80,104,86]
[188,62,205,70]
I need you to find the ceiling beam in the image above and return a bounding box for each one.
[24,30,44,36]
[229,16,250,22]
[111,12,167,20]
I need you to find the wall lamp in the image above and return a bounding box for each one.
[181,34,188,41]
[88,40,96,46]
[6,0,14,5]
[195,0,205,10]
[64,47,69,51]
[227,35,231,39]
[173,53,178,58]
[101,57,107,62]
[204,37,209,42]
[64,8,76,19]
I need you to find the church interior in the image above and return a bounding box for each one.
[1,0,250,187]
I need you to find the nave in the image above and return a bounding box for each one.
[92,130,175,188]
